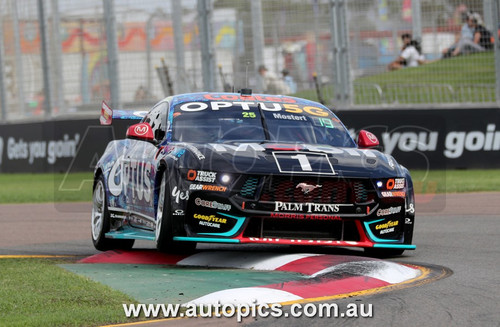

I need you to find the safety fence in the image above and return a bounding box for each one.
[0,0,499,122]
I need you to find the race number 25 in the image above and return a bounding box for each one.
[272,152,336,175]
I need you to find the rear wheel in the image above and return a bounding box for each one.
[155,173,196,253]
[91,176,134,251]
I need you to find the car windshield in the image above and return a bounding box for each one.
[171,101,355,147]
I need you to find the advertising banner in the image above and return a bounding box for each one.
[337,108,500,170]
[0,108,498,173]
[0,119,130,173]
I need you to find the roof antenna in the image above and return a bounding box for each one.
[240,61,252,96]
[245,61,250,87]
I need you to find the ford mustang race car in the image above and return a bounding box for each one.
[92,92,415,256]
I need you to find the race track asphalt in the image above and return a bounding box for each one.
[0,192,499,326]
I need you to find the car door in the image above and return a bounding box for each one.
[125,101,169,224]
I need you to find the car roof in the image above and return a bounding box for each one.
[169,92,327,108]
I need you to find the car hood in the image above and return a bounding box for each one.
[172,142,404,178]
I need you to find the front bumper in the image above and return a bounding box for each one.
[181,174,415,250]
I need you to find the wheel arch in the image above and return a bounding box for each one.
[154,160,169,217]
[93,168,104,190]
[402,166,415,245]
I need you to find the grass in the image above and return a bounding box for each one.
[296,52,496,105]
[0,170,499,204]
[358,52,495,86]
[411,169,500,194]
[0,258,137,327]
[0,172,93,203]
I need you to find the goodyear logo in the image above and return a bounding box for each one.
[375,220,399,230]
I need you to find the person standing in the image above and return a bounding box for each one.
[257,65,290,95]
[281,69,297,94]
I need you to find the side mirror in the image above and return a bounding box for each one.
[126,123,155,142]
[357,130,379,148]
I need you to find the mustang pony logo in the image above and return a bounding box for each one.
[296,183,322,194]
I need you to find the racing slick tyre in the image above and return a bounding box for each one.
[364,247,405,257]
[155,173,197,253]
[91,175,135,251]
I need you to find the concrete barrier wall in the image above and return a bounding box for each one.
[0,108,498,173]
[0,118,131,173]
[337,107,500,170]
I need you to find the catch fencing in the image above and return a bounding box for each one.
[1,0,500,122]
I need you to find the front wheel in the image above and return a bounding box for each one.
[155,173,196,253]
[91,176,134,251]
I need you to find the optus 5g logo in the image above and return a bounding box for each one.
[108,155,153,203]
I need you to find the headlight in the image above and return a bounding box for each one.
[220,174,232,184]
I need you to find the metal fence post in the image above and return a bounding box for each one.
[251,0,265,77]
[172,0,187,94]
[50,0,64,114]
[338,0,351,106]
[484,0,494,33]
[411,0,422,42]
[146,15,153,95]
[330,0,351,107]
[38,0,53,118]
[103,0,121,108]
[12,0,26,116]
[0,13,7,121]
[330,0,341,105]
[78,19,90,105]
[313,0,321,79]
[197,0,216,92]
[491,0,500,104]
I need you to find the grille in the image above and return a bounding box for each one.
[259,176,373,204]
[239,176,260,198]
[352,181,369,202]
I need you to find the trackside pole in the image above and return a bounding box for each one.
[197,0,217,92]
[103,0,121,109]
[38,0,53,118]
[490,0,500,104]
[0,13,7,121]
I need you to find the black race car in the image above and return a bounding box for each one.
[92,92,415,255]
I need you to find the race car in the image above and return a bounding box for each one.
[92,92,415,256]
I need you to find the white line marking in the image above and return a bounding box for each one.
[177,251,321,271]
[186,287,303,305]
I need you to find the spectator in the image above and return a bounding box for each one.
[281,69,297,94]
[134,85,147,101]
[257,65,290,95]
[442,10,474,58]
[387,33,425,71]
[449,12,493,57]
[134,85,155,102]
